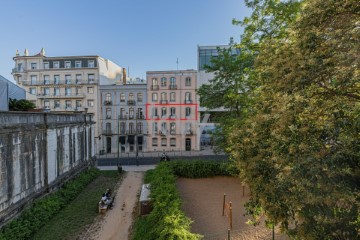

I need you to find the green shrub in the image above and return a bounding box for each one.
[133,163,202,240]
[0,168,100,240]
[169,160,238,178]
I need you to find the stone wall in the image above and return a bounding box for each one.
[0,112,95,225]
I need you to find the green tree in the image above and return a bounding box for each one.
[9,98,36,111]
[229,0,359,239]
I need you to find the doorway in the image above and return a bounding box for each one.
[185,138,191,151]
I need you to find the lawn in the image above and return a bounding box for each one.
[33,171,122,240]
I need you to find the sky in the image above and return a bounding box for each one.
[0,0,251,81]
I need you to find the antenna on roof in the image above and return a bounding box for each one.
[176,58,179,71]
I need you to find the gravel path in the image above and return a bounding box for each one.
[80,171,144,240]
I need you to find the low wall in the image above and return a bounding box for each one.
[0,112,95,225]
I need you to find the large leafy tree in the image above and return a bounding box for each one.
[229,0,359,238]
[8,98,36,111]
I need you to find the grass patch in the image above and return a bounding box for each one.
[32,170,122,240]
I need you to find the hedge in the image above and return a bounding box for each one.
[0,168,100,240]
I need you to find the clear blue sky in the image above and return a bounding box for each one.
[0,0,251,81]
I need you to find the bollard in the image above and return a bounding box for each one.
[222,193,226,216]
[229,202,233,230]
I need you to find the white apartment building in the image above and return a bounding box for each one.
[12,48,123,153]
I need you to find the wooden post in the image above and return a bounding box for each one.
[222,193,226,216]
[242,185,245,196]
[229,201,233,230]
[228,229,231,240]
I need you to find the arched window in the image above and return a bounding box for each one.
[185,107,191,117]
[170,122,176,135]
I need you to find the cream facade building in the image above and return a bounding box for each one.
[146,70,199,152]
[12,48,123,153]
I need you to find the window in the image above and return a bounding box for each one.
[129,108,134,119]
[161,122,167,132]
[65,75,71,84]
[106,93,111,101]
[152,78,158,85]
[87,87,94,94]
[43,62,49,69]
[186,123,192,132]
[170,138,176,147]
[129,93,134,100]
[186,107,191,117]
[152,93,158,101]
[54,75,60,84]
[129,123,134,134]
[54,100,60,108]
[65,61,71,68]
[185,77,191,86]
[29,88,36,95]
[31,75,37,85]
[31,63,37,69]
[75,87,80,95]
[120,122,126,134]
[76,100,82,108]
[153,122,158,133]
[76,74,82,83]
[120,93,125,102]
[170,77,176,86]
[137,108,143,119]
[88,60,95,68]
[185,92,192,103]
[170,92,176,102]
[87,100,94,107]
[161,92,167,101]
[170,122,176,135]
[161,107,167,117]
[88,74,95,83]
[153,107,158,117]
[53,61,60,68]
[120,108,126,118]
[65,87,71,96]
[170,107,176,117]
[65,100,72,109]
[161,77,167,87]
[54,88,60,96]
[137,93,143,102]
[43,88,50,95]
[106,108,111,119]
[161,138,167,146]
[106,123,111,133]
[44,100,50,108]
[75,61,82,68]
[137,122,143,134]
[43,75,50,85]
[152,138,158,146]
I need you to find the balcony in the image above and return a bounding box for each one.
[151,85,159,90]
[160,100,168,104]
[12,67,25,75]
[119,115,127,120]
[184,99,193,104]
[127,100,136,105]
[169,115,176,119]
[104,100,112,105]
[106,115,111,119]
[185,130,193,135]
[169,84,177,90]
[104,130,113,135]
[170,130,176,135]
[136,115,145,120]
[159,130,167,136]
[37,93,86,99]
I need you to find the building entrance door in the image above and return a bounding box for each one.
[185,138,191,151]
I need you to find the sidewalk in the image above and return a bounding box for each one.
[97,165,156,172]
[96,146,222,159]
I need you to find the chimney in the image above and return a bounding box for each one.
[122,68,127,84]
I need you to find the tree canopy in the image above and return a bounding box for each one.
[198,0,359,238]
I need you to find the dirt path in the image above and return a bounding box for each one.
[81,172,144,240]
[177,177,289,240]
